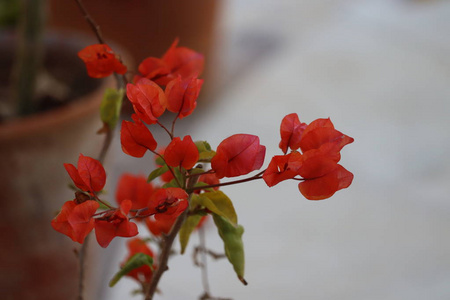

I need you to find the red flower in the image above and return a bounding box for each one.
[164,135,199,169]
[145,188,188,236]
[94,200,138,248]
[78,44,127,78]
[262,152,302,187]
[145,215,173,236]
[64,154,106,193]
[126,78,167,124]
[51,200,99,243]
[137,57,170,82]
[165,75,204,119]
[122,238,156,284]
[137,38,204,86]
[195,173,220,193]
[150,187,188,217]
[299,118,354,154]
[116,174,155,211]
[297,146,353,200]
[279,113,307,154]
[211,134,266,179]
[121,114,157,158]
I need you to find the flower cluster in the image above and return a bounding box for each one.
[263,113,354,200]
[52,39,355,296]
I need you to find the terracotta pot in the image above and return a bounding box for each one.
[0,31,114,300]
[48,0,222,95]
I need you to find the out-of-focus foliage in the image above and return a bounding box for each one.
[0,0,20,28]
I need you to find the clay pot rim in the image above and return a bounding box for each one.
[0,30,116,141]
[0,78,112,141]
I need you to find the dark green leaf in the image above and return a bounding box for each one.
[109,253,153,287]
[147,165,169,182]
[195,141,216,162]
[155,155,165,166]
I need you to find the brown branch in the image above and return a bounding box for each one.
[187,172,265,193]
[144,207,189,299]
[73,0,105,44]
[97,125,113,164]
[198,227,210,294]
[72,0,127,88]
[77,234,90,300]
[144,174,200,299]
[157,120,174,140]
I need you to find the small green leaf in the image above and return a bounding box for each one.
[189,167,205,176]
[198,150,216,162]
[100,88,124,130]
[179,214,203,254]
[109,253,153,287]
[195,140,212,152]
[195,141,216,162]
[193,191,237,225]
[147,165,169,182]
[213,214,246,285]
[162,178,180,188]
[98,199,113,210]
[155,155,165,166]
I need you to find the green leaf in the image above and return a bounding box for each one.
[195,140,212,152]
[212,214,246,285]
[147,165,169,182]
[198,150,216,162]
[100,88,124,130]
[98,199,113,210]
[109,253,153,287]
[192,191,237,225]
[155,155,165,166]
[189,167,205,176]
[195,141,216,162]
[179,214,203,254]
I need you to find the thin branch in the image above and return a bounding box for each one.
[72,0,127,88]
[157,120,174,140]
[144,175,199,299]
[186,169,214,178]
[150,150,183,188]
[187,172,265,194]
[77,234,90,300]
[144,207,189,299]
[97,125,113,164]
[92,192,115,209]
[198,226,210,294]
[171,110,181,137]
[73,0,105,44]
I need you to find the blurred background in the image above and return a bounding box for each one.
[2,0,450,299]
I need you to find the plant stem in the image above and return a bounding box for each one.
[187,171,265,193]
[11,0,46,116]
[144,207,189,300]
[145,174,199,299]
[77,234,90,300]
[97,126,113,164]
[198,226,211,295]
[157,120,174,140]
[73,0,127,88]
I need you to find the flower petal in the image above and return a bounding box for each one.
[298,164,353,200]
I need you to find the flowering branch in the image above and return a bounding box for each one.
[51,10,355,299]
